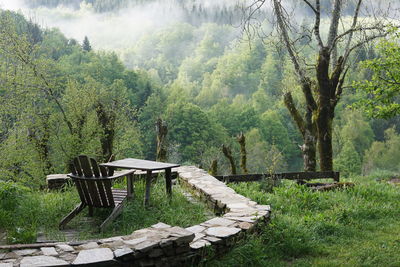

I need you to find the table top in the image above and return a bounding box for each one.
[100,158,180,171]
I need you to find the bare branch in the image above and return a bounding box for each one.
[302,0,317,14]
[284,92,306,137]
[327,0,343,48]
[313,0,324,48]
[343,0,363,54]
[272,0,306,80]
[344,32,389,65]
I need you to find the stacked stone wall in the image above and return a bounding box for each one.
[1,166,270,267]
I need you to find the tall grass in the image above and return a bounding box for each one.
[205,174,400,266]
[0,177,210,243]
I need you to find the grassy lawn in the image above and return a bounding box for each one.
[0,177,210,244]
[205,172,400,267]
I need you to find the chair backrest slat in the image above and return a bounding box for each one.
[73,179,87,204]
[73,158,83,176]
[79,155,94,178]
[103,179,115,207]
[90,158,101,177]
[69,163,77,175]
[79,179,93,206]
[99,165,108,177]
[85,179,102,207]
[95,180,110,206]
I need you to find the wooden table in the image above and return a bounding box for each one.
[100,158,180,206]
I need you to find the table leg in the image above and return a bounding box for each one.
[144,170,152,206]
[127,173,134,199]
[165,168,172,197]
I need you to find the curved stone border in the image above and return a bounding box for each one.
[0,166,271,267]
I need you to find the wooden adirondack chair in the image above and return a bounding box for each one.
[59,155,135,232]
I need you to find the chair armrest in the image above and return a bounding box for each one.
[68,170,135,181]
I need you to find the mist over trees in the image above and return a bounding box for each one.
[0,0,400,186]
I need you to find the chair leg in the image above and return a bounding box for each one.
[59,203,86,230]
[88,206,94,217]
[99,203,124,232]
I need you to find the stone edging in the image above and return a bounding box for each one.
[0,166,271,267]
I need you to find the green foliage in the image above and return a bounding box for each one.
[355,33,400,118]
[166,102,226,163]
[363,128,400,174]
[212,174,400,266]
[334,141,362,176]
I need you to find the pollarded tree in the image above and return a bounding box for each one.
[244,0,396,171]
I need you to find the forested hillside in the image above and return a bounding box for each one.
[1,0,400,189]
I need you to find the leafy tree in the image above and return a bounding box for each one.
[355,33,400,119]
[245,0,392,171]
[166,102,225,164]
[334,141,362,177]
[363,128,400,174]
[82,36,92,52]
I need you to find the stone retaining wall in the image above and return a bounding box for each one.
[1,166,271,267]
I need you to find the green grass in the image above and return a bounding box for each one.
[204,173,400,267]
[0,177,210,243]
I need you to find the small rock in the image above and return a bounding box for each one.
[202,217,236,227]
[133,240,159,253]
[58,252,76,262]
[151,222,171,229]
[40,247,58,256]
[114,247,134,260]
[193,233,205,242]
[190,239,211,249]
[256,204,271,211]
[78,241,99,250]
[56,244,74,252]
[73,248,114,265]
[99,236,123,243]
[223,216,256,223]
[203,236,223,244]
[123,236,147,247]
[14,249,39,256]
[206,227,241,238]
[20,256,69,267]
[3,252,18,260]
[185,225,205,234]
[226,203,250,210]
[238,222,253,230]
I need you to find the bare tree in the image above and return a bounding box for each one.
[243,0,397,171]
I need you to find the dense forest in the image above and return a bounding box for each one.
[1,0,400,190]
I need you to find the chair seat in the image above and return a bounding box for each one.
[112,189,127,206]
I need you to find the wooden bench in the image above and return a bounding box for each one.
[215,171,340,184]
[59,155,135,232]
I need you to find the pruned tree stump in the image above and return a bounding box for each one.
[306,182,354,191]
[46,174,71,190]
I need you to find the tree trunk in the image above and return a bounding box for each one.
[301,129,317,172]
[222,145,236,175]
[156,118,168,162]
[209,159,218,176]
[236,132,248,174]
[96,103,115,162]
[284,92,317,172]
[316,48,334,171]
